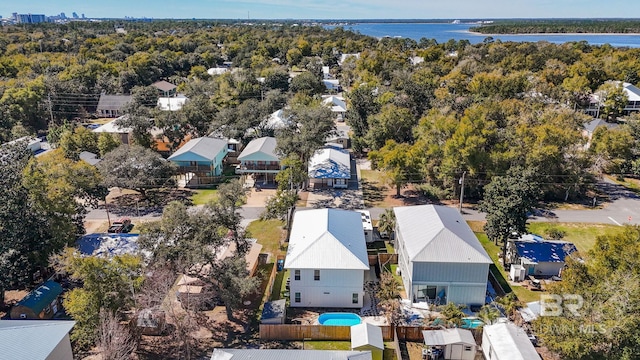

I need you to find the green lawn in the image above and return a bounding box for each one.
[190,189,218,205]
[527,222,624,254]
[247,219,286,257]
[270,269,289,301]
[361,169,386,184]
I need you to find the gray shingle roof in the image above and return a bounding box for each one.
[168,137,228,161]
[0,320,75,360]
[97,94,132,111]
[394,205,492,264]
[238,137,279,161]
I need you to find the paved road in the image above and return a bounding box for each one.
[85,177,640,228]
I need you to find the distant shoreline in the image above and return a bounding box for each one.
[466,30,640,36]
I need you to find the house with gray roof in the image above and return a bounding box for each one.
[0,320,75,360]
[96,94,132,117]
[237,137,283,184]
[151,80,177,97]
[308,146,351,189]
[211,349,372,360]
[394,205,492,306]
[168,137,229,177]
[285,208,369,308]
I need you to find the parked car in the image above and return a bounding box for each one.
[107,218,133,233]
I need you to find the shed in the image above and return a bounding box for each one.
[11,280,63,319]
[136,307,166,335]
[261,299,286,324]
[482,322,539,360]
[422,328,477,360]
[351,323,384,360]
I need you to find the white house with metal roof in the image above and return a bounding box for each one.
[285,208,370,308]
[0,320,75,360]
[422,328,477,360]
[586,81,640,116]
[322,95,347,121]
[92,115,133,144]
[237,137,282,184]
[157,94,188,111]
[211,349,372,360]
[308,146,351,189]
[482,322,539,360]
[394,205,492,306]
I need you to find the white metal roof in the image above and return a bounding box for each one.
[0,320,75,360]
[285,209,369,270]
[322,96,347,112]
[356,210,373,231]
[482,322,539,360]
[308,147,351,179]
[393,205,492,264]
[238,137,279,161]
[351,323,384,350]
[422,328,475,346]
[92,115,132,134]
[592,81,640,102]
[168,137,228,162]
[157,95,188,111]
[262,109,292,130]
[211,349,372,360]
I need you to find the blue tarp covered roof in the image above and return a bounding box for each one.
[16,280,63,313]
[515,241,577,263]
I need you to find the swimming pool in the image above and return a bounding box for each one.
[318,312,362,326]
[461,318,484,329]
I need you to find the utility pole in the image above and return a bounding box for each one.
[458,171,466,213]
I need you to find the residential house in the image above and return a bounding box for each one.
[285,209,370,308]
[168,137,229,177]
[151,80,177,97]
[136,307,166,335]
[394,205,492,305]
[261,299,286,324]
[351,323,384,360]
[237,137,282,184]
[157,94,189,111]
[11,280,64,320]
[323,79,341,92]
[308,146,351,189]
[77,233,147,259]
[96,94,132,117]
[0,320,75,360]
[586,81,640,117]
[211,349,372,360]
[506,237,577,278]
[482,322,539,360]
[259,109,292,134]
[326,128,351,149]
[582,118,619,148]
[92,115,133,144]
[422,329,477,360]
[322,95,347,121]
[208,67,229,76]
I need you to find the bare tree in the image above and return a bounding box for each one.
[97,310,137,360]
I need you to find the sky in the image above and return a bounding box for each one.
[1,0,637,20]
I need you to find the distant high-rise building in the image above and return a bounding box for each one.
[12,12,17,21]
[60,12,66,19]
[81,13,85,19]
[16,14,46,24]
[72,12,78,19]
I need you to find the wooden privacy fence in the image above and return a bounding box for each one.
[260,324,443,342]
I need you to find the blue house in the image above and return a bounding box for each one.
[507,239,578,277]
[168,137,228,177]
[11,280,64,320]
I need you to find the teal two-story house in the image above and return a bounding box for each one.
[168,137,228,177]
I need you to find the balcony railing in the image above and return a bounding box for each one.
[239,163,281,171]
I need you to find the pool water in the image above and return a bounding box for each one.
[461,318,484,329]
[318,312,362,326]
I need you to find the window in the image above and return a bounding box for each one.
[189,161,197,166]
[464,346,473,351]
[314,270,320,281]
[352,293,359,304]
[294,270,300,280]
[294,292,301,303]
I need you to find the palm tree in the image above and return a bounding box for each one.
[440,302,466,328]
[477,304,501,325]
[495,293,521,321]
[378,208,396,239]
